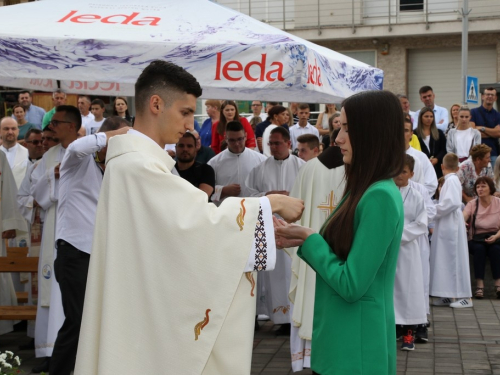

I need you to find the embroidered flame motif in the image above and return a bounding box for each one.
[245,272,255,297]
[236,199,246,231]
[194,309,211,341]
[273,305,290,314]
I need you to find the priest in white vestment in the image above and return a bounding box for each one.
[0,150,28,335]
[0,117,29,188]
[404,118,437,197]
[287,144,345,371]
[246,127,305,328]
[75,61,304,375]
[208,121,267,204]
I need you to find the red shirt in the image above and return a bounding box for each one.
[210,117,256,154]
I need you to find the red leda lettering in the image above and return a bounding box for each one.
[215,52,285,82]
[58,10,160,26]
[223,61,243,81]
[307,59,322,87]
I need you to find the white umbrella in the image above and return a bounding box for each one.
[0,0,383,101]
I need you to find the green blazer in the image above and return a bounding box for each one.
[298,179,403,375]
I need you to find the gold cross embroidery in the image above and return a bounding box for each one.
[317,191,336,220]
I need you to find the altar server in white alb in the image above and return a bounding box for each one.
[393,155,428,351]
[287,128,345,372]
[74,60,304,375]
[404,115,438,197]
[430,153,473,308]
[207,121,266,205]
[0,150,28,336]
[30,106,79,373]
[246,126,305,330]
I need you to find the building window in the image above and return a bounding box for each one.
[400,0,423,11]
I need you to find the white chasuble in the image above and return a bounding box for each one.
[207,147,267,204]
[30,144,65,357]
[287,147,345,372]
[74,134,276,375]
[430,173,472,298]
[394,185,428,325]
[409,180,436,315]
[246,155,305,325]
[0,150,28,335]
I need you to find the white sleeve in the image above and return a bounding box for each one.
[17,164,35,223]
[435,179,462,219]
[243,197,276,272]
[401,193,428,245]
[245,165,266,197]
[31,159,57,210]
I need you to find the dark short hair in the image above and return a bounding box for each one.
[78,95,91,103]
[298,103,310,110]
[266,105,287,122]
[99,116,131,132]
[474,176,496,195]
[404,154,415,172]
[91,99,105,108]
[135,60,202,115]
[12,104,24,112]
[18,90,31,98]
[269,126,290,141]
[297,134,319,149]
[484,87,497,95]
[225,121,244,133]
[419,86,433,95]
[267,102,279,106]
[55,105,82,131]
[24,128,42,141]
[178,132,197,145]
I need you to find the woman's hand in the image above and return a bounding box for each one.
[486,234,499,243]
[273,217,314,248]
[430,157,438,166]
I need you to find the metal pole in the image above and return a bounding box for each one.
[283,0,286,29]
[461,0,470,104]
[249,0,251,17]
[318,0,321,35]
[388,0,392,32]
[352,0,356,34]
[425,0,430,29]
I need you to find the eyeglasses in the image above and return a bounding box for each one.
[49,120,72,127]
[268,141,286,146]
[484,93,496,97]
[25,140,42,146]
[41,136,59,142]
[226,137,245,144]
[251,104,262,107]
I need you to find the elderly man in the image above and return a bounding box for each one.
[41,90,67,130]
[0,117,29,188]
[77,96,95,132]
[14,91,46,129]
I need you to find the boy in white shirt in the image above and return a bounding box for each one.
[86,99,106,136]
[430,153,473,308]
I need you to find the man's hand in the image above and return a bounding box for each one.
[266,190,289,196]
[267,194,304,223]
[54,163,60,179]
[222,184,241,198]
[103,126,129,142]
[2,229,16,239]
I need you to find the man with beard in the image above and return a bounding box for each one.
[175,132,215,198]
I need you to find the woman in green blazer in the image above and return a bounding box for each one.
[275,90,406,375]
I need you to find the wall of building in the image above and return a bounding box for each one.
[317,32,500,95]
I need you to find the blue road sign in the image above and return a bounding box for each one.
[466,76,479,104]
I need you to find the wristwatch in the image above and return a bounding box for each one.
[481,127,486,132]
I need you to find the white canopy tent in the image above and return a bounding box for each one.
[0,0,383,102]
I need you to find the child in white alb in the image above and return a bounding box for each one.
[430,153,473,308]
[394,155,429,351]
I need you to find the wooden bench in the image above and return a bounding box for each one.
[0,246,38,320]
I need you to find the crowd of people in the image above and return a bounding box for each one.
[0,64,499,375]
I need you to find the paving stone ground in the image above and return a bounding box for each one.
[1,299,500,374]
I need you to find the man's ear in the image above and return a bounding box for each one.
[150,95,162,114]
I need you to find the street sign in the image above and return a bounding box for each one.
[466,76,479,104]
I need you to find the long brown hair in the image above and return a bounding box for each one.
[416,107,439,141]
[322,91,405,260]
[217,100,240,136]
